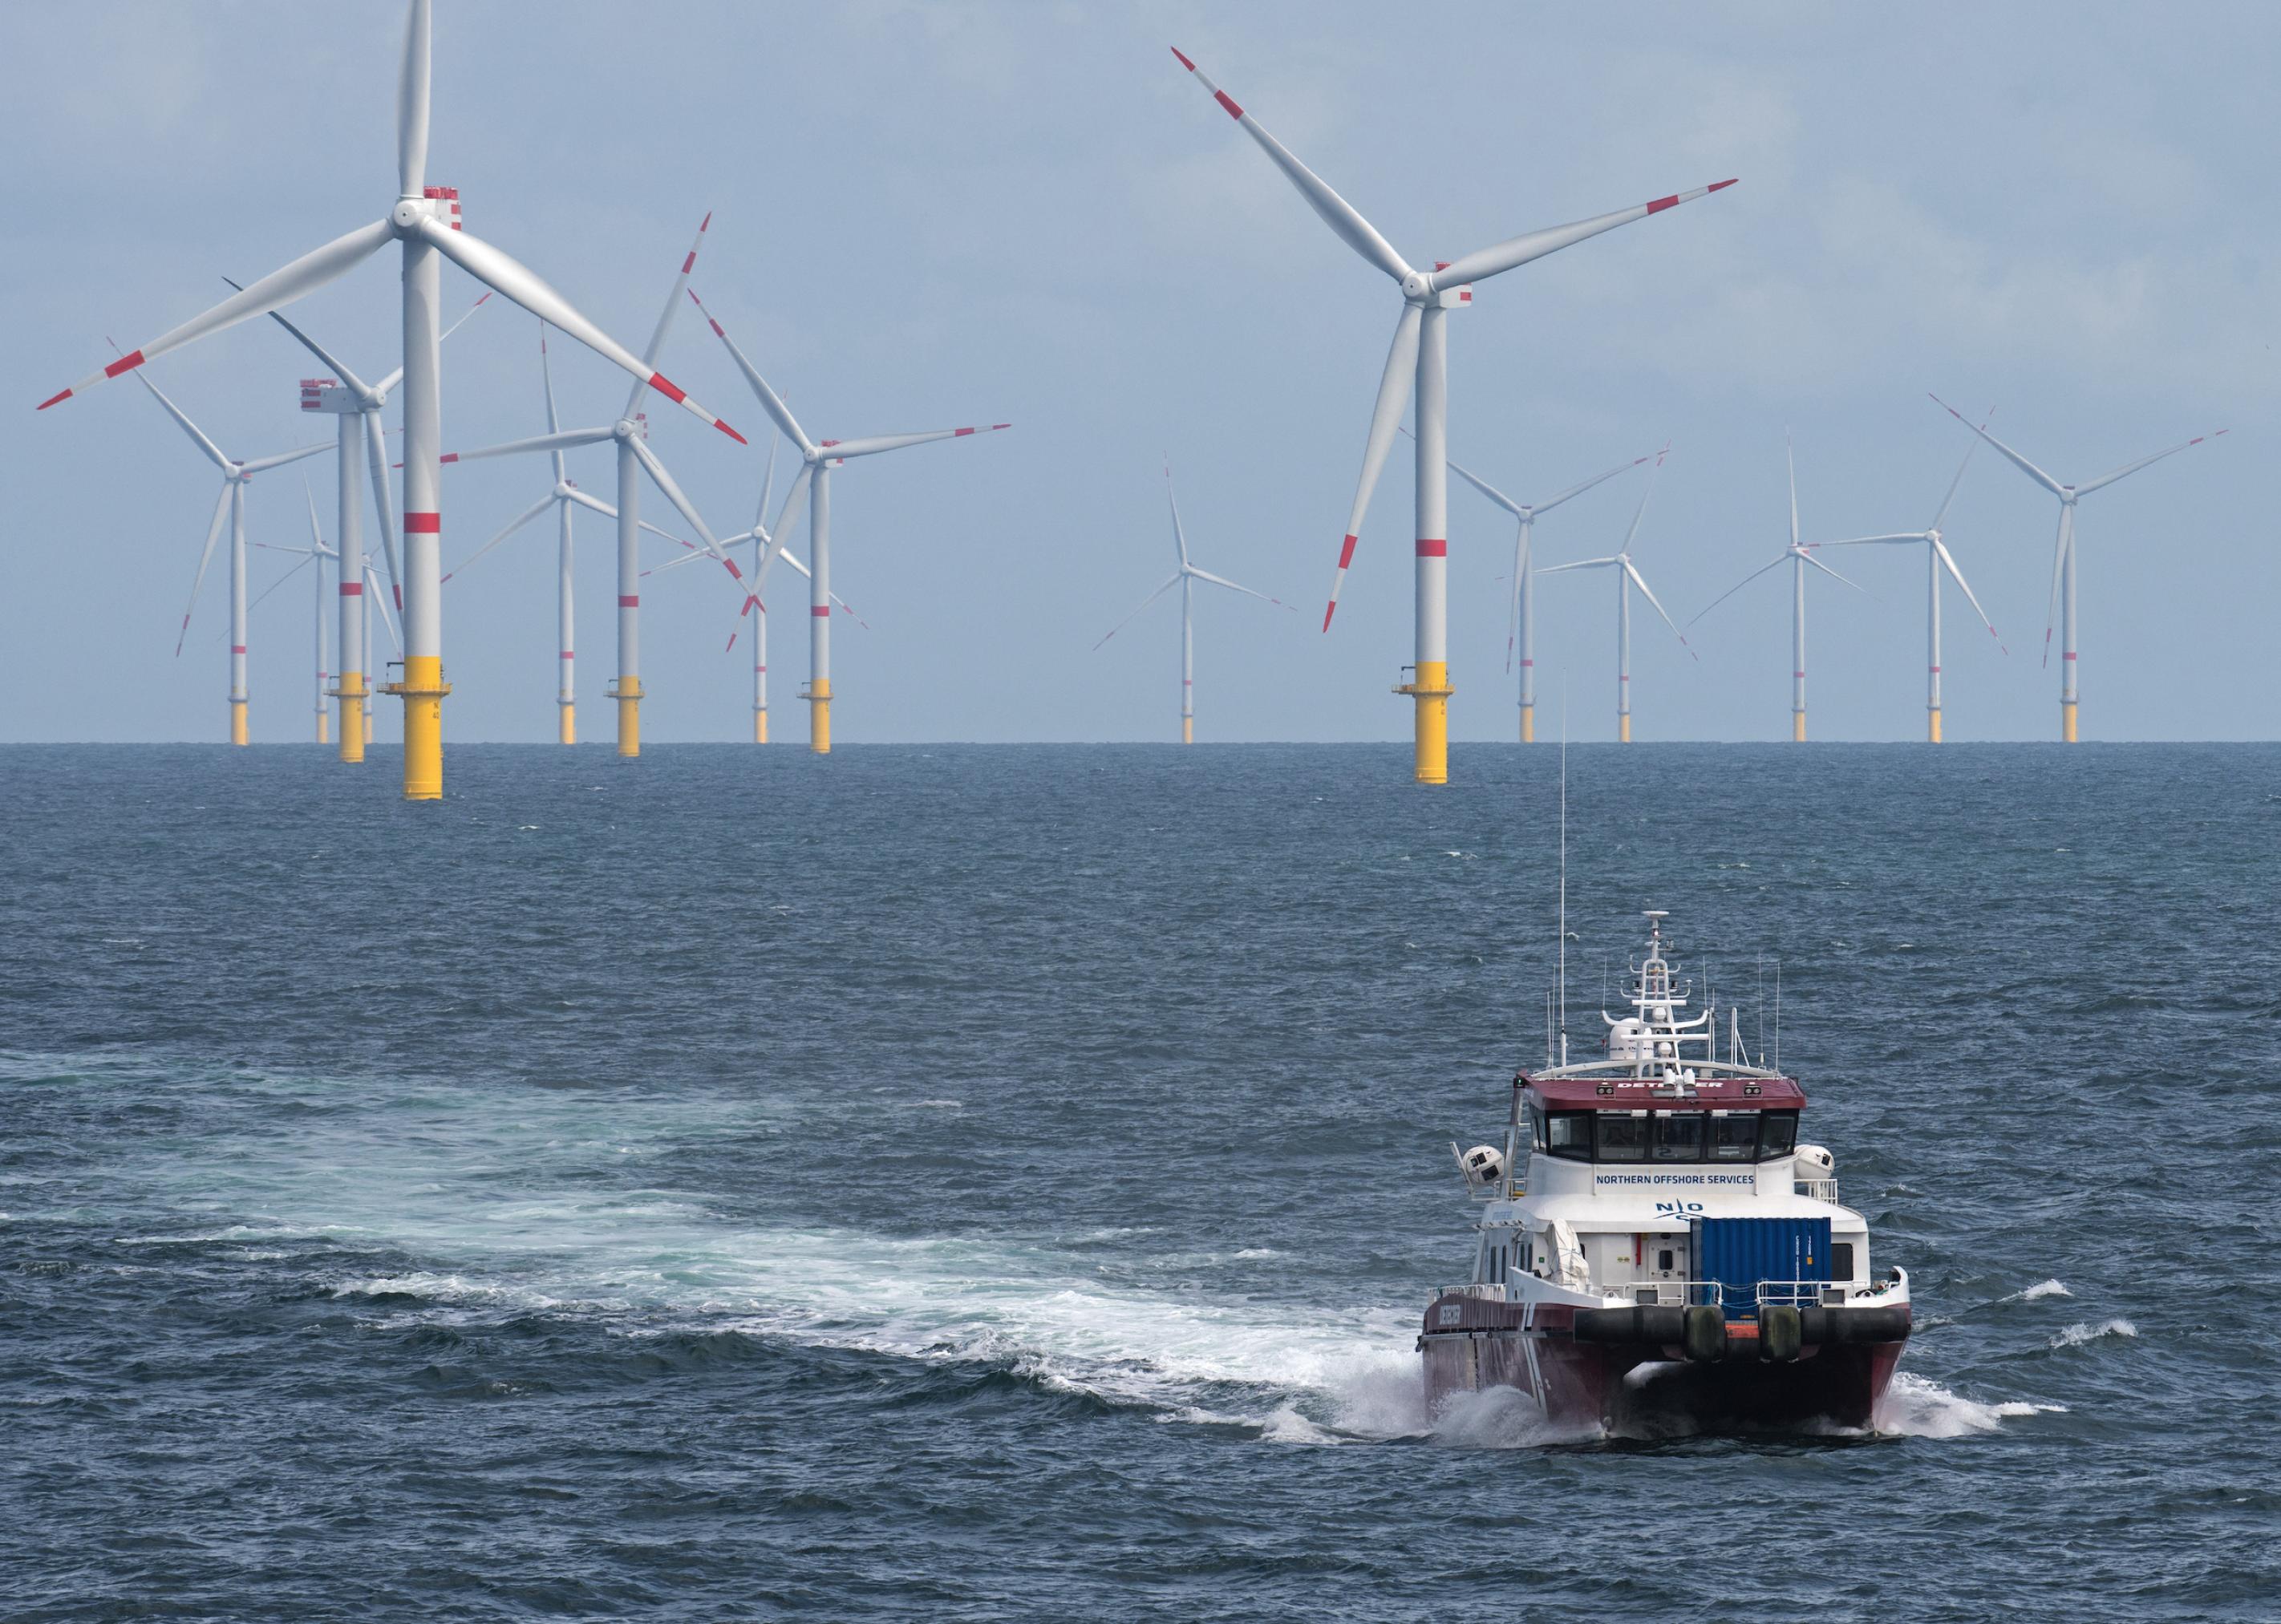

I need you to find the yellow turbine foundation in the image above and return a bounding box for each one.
[386,656,448,800]
[1182,716,1193,744]
[1928,708,1943,744]
[317,711,329,746]
[335,674,366,763]
[1394,662,1451,785]
[755,710,768,744]
[610,679,642,758]
[1520,705,1533,744]
[559,703,576,747]
[1619,714,1632,744]
[2061,700,2077,743]
[807,679,833,755]
[1793,712,1807,743]
[363,706,373,745]
[230,701,249,747]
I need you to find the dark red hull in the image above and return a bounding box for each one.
[1420,1294,1907,1437]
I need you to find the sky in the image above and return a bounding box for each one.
[2,2,2274,745]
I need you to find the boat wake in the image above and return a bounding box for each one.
[1870,1371,2068,1438]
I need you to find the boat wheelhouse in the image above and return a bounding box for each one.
[1421,912,1910,1435]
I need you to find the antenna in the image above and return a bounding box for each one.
[1558,706,1568,1058]
[1774,959,1783,1072]
[1756,953,1765,1067]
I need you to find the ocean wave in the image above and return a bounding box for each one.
[1999,1278,2073,1303]
[2051,1318,2137,1348]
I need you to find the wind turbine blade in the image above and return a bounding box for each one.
[303,475,325,549]
[398,0,431,196]
[39,219,395,409]
[1816,533,1926,549]
[1927,405,1991,532]
[1187,565,1291,609]
[754,421,780,533]
[1432,180,1738,290]
[1786,433,1800,551]
[819,423,1011,461]
[1625,560,1695,656]
[2040,512,2068,670]
[366,565,402,654]
[1799,549,1864,592]
[444,426,613,464]
[1092,572,1184,650]
[247,550,316,614]
[687,290,813,456]
[440,492,554,583]
[1929,394,2063,497]
[628,437,764,611]
[1685,553,1789,626]
[363,411,403,613]
[562,488,618,522]
[755,463,814,597]
[1504,519,1522,672]
[1170,49,1415,286]
[1323,301,1424,631]
[1536,557,1619,576]
[1933,537,2006,654]
[128,371,233,472]
[1402,427,1522,516]
[622,212,711,420]
[174,483,234,655]
[1533,452,1658,515]
[2074,429,2227,496]
[1165,460,1190,566]
[415,221,747,443]
[1618,446,1669,553]
[238,441,333,476]
[225,276,372,399]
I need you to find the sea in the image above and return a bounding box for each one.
[2,742,2275,1622]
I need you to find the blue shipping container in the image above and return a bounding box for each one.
[1690,1216,1832,1318]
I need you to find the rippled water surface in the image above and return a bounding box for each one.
[2,743,2275,1621]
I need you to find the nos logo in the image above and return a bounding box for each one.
[1655,1201,1706,1218]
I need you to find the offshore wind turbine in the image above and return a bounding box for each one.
[127,371,328,743]
[234,279,488,760]
[1687,436,1863,743]
[1815,411,2005,742]
[1538,448,1693,743]
[1416,428,1655,742]
[443,217,760,757]
[38,0,743,800]
[443,321,726,746]
[1092,461,1294,742]
[1169,46,1733,784]
[688,288,1011,754]
[1930,395,2226,741]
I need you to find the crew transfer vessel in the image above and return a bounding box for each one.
[1422,912,1910,1434]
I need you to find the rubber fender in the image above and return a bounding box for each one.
[1573,1306,1686,1345]
[1681,1302,1728,1363]
[1760,1304,1803,1363]
[1798,1305,1911,1346]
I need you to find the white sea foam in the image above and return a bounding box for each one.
[2051,1318,2137,1348]
[1873,1372,2068,1438]
[2000,1278,2073,1302]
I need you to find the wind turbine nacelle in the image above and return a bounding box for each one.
[300,379,357,415]
[420,184,463,231]
[1432,261,1473,310]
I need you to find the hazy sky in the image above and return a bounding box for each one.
[3,2,2274,745]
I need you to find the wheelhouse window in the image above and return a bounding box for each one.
[1547,1112,1591,1160]
[1595,1112,1649,1162]
[1710,1111,1758,1161]
[1526,1106,1548,1152]
[1652,1112,1707,1161]
[1759,1110,1799,1159]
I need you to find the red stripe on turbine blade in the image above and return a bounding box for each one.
[1215,90,1242,119]
[403,512,441,533]
[1335,533,1359,569]
[618,595,639,608]
[810,605,829,617]
[36,387,71,410]
[708,319,723,336]
[1416,538,1448,557]
[439,452,459,464]
[647,372,687,404]
[955,427,974,436]
[1170,46,1195,70]
[715,419,748,444]
[1710,178,1738,192]
[994,423,1011,430]
[1322,601,1338,633]
[104,349,147,379]
[1647,193,1680,213]
[700,212,711,231]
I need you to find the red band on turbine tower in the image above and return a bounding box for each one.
[810,605,829,617]
[403,512,441,534]
[618,595,638,608]
[1416,538,1447,557]
[340,581,363,597]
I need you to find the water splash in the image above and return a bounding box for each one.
[2051,1318,2137,1348]
[1874,1372,2068,1438]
